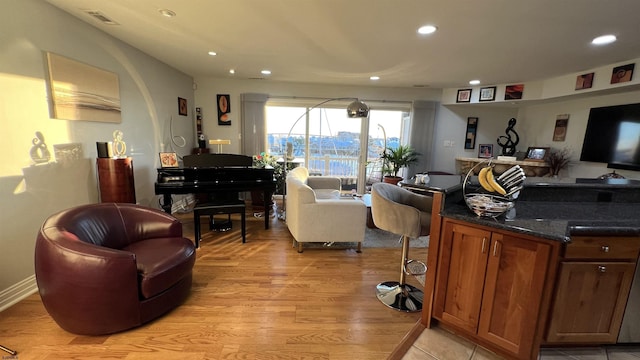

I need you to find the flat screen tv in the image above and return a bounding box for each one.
[580,102,640,171]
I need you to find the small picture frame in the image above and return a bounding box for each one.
[178,97,188,116]
[553,114,569,141]
[525,147,550,162]
[575,72,594,90]
[159,152,178,167]
[610,63,635,84]
[479,86,496,102]
[457,89,472,103]
[478,144,493,158]
[504,84,524,100]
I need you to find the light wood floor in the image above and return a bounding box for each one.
[0,205,426,359]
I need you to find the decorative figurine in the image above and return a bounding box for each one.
[113,130,126,158]
[496,118,520,156]
[30,131,51,164]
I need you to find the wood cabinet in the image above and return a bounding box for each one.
[96,157,136,203]
[433,219,556,360]
[545,236,640,344]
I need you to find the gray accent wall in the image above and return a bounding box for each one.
[0,0,194,299]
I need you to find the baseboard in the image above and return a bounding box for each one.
[0,275,38,312]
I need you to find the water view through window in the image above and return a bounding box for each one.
[266,105,407,191]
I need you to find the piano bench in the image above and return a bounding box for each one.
[193,200,246,248]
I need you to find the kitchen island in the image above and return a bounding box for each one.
[396,177,640,360]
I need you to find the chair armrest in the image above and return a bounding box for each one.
[296,200,366,243]
[406,191,434,213]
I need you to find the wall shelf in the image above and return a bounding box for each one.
[456,157,550,177]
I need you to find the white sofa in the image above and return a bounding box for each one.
[285,167,366,253]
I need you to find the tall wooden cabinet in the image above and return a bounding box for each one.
[545,236,640,344]
[433,219,558,360]
[96,157,136,203]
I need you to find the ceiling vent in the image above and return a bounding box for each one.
[83,10,119,25]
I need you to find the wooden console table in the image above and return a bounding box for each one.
[456,157,551,177]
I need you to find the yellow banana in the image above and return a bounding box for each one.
[486,168,507,195]
[478,166,496,192]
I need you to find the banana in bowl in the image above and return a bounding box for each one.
[463,161,525,217]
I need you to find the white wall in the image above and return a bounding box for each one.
[517,90,640,179]
[193,77,442,154]
[0,0,194,300]
[432,105,519,173]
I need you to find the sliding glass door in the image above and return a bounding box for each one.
[266,102,407,194]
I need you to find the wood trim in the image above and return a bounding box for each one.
[387,321,426,360]
[422,191,444,328]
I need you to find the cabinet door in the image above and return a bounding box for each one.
[434,221,491,333]
[477,232,552,358]
[546,261,635,344]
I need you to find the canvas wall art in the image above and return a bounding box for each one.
[46,52,121,123]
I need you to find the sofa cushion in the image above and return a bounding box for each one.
[123,237,196,299]
[315,189,341,199]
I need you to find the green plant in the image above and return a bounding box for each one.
[381,144,420,177]
[253,152,285,194]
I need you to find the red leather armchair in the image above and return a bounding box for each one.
[35,203,196,335]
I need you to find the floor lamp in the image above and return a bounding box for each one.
[279,98,370,220]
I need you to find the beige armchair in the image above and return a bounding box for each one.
[371,182,432,312]
[285,167,366,253]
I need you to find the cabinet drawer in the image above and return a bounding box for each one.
[566,236,640,260]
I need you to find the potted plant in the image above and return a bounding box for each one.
[381,145,420,184]
[252,152,285,206]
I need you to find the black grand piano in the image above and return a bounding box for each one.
[155,153,276,229]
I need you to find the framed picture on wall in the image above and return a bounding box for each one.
[217,94,231,125]
[575,72,594,90]
[178,97,188,116]
[610,63,634,84]
[478,144,493,158]
[479,86,496,102]
[464,117,478,149]
[504,84,524,100]
[456,89,472,103]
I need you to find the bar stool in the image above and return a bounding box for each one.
[370,182,433,312]
[193,200,246,248]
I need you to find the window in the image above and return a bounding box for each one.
[266,100,408,193]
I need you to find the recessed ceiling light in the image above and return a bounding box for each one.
[592,34,616,45]
[208,51,217,56]
[229,69,235,74]
[469,80,480,85]
[417,25,437,35]
[158,9,176,17]
[370,76,380,81]
[261,70,271,75]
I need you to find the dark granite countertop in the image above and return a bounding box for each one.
[400,174,463,194]
[441,178,640,243]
